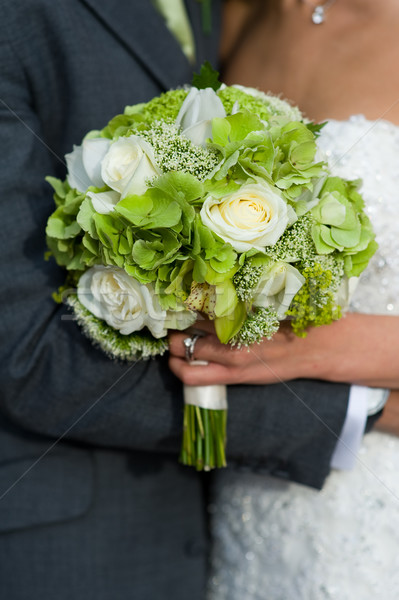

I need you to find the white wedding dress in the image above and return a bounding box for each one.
[207,116,399,600]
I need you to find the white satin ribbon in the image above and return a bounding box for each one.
[184,374,228,410]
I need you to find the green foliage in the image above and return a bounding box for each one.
[100,112,144,139]
[231,307,280,347]
[214,299,247,344]
[45,178,87,270]
[286,261,343,336]
[271,120,326,200]
[192,61,221,91]
[311,177,377,276]
[133,89,188,124]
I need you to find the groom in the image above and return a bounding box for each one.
[0,1,350,598]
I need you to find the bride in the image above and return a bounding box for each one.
[169,0,399,598]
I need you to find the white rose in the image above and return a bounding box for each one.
[77,265,167,338]
[336,275,359,311]
[101,135,161,198]
[175,87,226,145]
[253,262,305,318]
[66,137,111,193]
[200,181,297,253]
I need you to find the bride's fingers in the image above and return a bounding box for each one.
[188,319,216,334]
[168,355,240,386]
[168,331,246,366]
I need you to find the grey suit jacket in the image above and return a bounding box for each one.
[0,0,349,597]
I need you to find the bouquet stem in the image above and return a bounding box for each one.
[180,384,227,471]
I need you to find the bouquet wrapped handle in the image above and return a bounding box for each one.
[180,378,228,471]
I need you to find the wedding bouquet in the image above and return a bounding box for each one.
[45,64,377,470]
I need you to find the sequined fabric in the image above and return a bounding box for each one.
[207,116,399,600]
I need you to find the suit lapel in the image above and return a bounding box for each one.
[79,0,194,89]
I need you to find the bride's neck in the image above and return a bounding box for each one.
[221,0,399,126]
[273,0,384,18]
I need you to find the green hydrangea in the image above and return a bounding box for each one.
[125,88,189,124]
[311,177,377,276]
[218,86,302,121]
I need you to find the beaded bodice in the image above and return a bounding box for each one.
[317,115,399,315]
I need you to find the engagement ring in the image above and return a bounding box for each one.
[183,334,200,362]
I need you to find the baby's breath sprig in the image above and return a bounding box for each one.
[66,296,168,360]
[264,214,316,263]
[233,261,265,301]
[141,121,219,180]
[231,307,280,347]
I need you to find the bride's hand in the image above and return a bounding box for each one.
[168,314,399,388]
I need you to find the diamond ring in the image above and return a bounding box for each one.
[183,334,200,362]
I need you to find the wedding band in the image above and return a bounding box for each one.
[183,334,200,362]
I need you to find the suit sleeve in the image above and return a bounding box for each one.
[0,35,188,454]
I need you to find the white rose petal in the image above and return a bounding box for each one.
[82,138,111,188]
[336,275,359,311]
[200,181,296,253]
[175,87,226,145]
[77,266,167,338]
[66,145,93,193]
[86,190,121,214]
[65,138,110,193]
[253,262,305,318]
[101,135,161,198]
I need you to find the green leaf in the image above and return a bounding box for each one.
[45,176,68,200]
[306,121,327,136]
[214,280,238,318]
[93,213,120,252]
[124,263,157,283]
[193,255,207,283]
[211,118,231,146]
[289,141,316,168]
[82,233,99,255]
[118,234,132,255]
[46,215,81,240]
[101,113,143,139]
[154,171,204,204]
[191,61,222,91]
[132,230,181,270]
[214,300,247,343]
[116,189,182,229]
[209,244,237,274]
[311,225,335,254]
[114,193,153,224]
[331,225,360,248]
[77,197,98,238]
[228,111,265,143]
